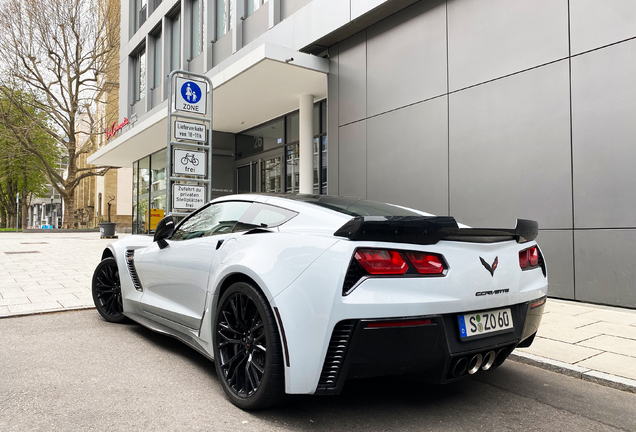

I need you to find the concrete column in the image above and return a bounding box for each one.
[299,94,314,194]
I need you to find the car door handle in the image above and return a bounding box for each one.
[216,239,224,250]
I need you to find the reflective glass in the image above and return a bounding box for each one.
[261,157,282,193]
[285,143,299,193]
[150,150,166,212]
[138,157,150,233]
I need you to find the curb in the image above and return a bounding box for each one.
[0,306,95,320]
[510,351,636,394]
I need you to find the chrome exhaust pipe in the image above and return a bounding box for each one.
[481,351,496,371]
[467,354,483,375]
[453,357,468,378]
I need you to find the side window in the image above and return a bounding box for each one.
[171,201,251,240]
[234,203,298,232]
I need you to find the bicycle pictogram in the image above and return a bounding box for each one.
[181,153,199,166]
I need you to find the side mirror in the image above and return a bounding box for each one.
[153,215,175,249]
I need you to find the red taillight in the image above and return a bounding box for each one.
[355,249,408,275]
[405,252,444,274]
[528,247,539,267]
[519,250,528,268]
[519,246,540,269]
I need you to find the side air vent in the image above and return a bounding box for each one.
[342,259,366,296]
[125,250,143,292]
[316,320,355,393]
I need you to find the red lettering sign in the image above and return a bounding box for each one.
[106,117,130,140]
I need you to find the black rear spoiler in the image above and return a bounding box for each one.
[333,216,538,245]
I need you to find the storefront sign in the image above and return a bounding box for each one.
[172,184,206,210]
[173,148,207,177]
[106,117,129,140]
[174,121,206,142]
[175,77,207,114]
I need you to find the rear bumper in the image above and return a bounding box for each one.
[314,297,546,395]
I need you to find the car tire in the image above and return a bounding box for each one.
[92,257,127,323]
[213,281,286,410]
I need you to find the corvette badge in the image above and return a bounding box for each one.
[480,256,498,277]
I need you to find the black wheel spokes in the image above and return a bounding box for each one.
[95,264,123,316]
[217,292,267,397]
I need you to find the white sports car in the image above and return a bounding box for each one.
[92,194,547,410]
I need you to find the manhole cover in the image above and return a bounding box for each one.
[20,242,49,245]
[4,251,41,255]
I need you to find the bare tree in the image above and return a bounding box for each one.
[0,0,120,228]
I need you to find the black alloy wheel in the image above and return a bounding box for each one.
[92,257,126,323]
[213,282,285,410]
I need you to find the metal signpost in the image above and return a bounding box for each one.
[167,70,213,218]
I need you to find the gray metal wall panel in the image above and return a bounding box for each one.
[366,0,447,117]
[447,0,569,91]
[449,60,572,229]
[243,5,270,46]
[536,230,574,300]
[327,44,340,195]
[366,97,449,215]
[338,32,367,126]
[572,39,636,229]
[574,229,636,307]
[570,0,636,55]
[281,0,312,20]
[212,33,233,67]
[338,121,367,198]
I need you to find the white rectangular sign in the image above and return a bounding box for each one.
[173,148,207,177]
[175,121,206,142]
[175,77,207,114]
[172,184,206,211]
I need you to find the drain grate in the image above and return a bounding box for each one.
[20,242,49,245]
[4,251,41,255]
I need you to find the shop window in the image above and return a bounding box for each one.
[236,118,284,158]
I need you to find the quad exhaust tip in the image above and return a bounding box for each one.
[452,357,468,378]
[467,354,483,375]
[481,350,496,371]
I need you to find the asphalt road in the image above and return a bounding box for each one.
[1,310,635,432]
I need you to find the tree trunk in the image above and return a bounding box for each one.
[0,209,6,228]
[21,171,28,229]
[62,193,76,229]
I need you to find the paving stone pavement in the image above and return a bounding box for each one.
[1,231,636,393]
[0,231,127,316]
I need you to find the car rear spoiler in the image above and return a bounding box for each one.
[333,216,538,245]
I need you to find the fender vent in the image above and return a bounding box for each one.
[317,320,355,392]
[125,250,143,292]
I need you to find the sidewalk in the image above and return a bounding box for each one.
[0,231,125,315]
[1,231,636,393]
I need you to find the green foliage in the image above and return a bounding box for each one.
[0,91,60,228]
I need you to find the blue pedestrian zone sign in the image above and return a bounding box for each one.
[175,77,207,114]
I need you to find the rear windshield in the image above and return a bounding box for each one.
[290,195,424,217]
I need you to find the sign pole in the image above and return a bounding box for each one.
[16,193,19,232]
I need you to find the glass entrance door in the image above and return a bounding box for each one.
[236,153,284,194]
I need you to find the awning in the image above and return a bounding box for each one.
[88,43,329,167]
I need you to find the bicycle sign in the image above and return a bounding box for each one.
[173,148,207,176]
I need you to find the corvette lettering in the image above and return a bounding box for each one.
[475,289,510,296]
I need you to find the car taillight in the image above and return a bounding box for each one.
[354,249,408,275]
[404,252,444,274]
[519,246,540,269]
[528,247,539,267]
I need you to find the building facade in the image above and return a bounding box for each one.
[89,0,636,309]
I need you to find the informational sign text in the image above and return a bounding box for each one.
[175,121,206,142]
[172,184,206,210]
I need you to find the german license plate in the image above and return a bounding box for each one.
[458,308,513,339]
